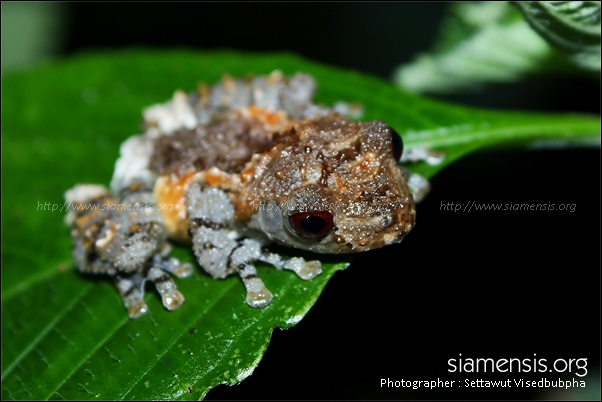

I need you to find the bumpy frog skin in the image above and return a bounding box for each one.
[65,71,427,318]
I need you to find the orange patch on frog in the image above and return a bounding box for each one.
[154,172,195,244]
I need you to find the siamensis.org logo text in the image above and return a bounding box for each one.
[448,354,587,377]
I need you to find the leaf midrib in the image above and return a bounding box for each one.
[403,118,601,147]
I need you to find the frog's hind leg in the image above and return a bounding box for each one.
[66,183,192,319]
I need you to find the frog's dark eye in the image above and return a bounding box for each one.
[289,211,333,238]
[390,127,403,161]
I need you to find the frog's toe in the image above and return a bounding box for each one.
[175,263,194,278]
[154,255,194,278]
[114,274,149,319]
[162,290,185,311]
[127,300,149,319]
[281,258,322,280]
[243,276,273,308]
[148,266,186,311]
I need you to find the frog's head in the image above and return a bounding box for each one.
[242,113,416,254]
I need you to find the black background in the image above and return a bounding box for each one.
[60,3,600,399]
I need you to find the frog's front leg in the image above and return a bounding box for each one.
[185,183,321,308]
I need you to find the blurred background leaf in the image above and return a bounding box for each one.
[394,2,600,94]
[514,1,601,71]
[1,2,65,74]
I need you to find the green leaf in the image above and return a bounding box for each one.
[393,2,596,94]
[1,49,599,400]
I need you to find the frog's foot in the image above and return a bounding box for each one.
[399,146,445,165]
[397,146,443,203]
[258,252,322,280]
[237,248,323,308]
[400,167,431,204]
[229,241,322,306]
[113,256,188,319]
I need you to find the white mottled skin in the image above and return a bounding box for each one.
[109,136,155,194]
[144,90,198,137]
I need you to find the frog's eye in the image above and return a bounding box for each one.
[390,127,403,161]
[289,211,333,238]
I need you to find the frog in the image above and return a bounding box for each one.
[65,71,433,318]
